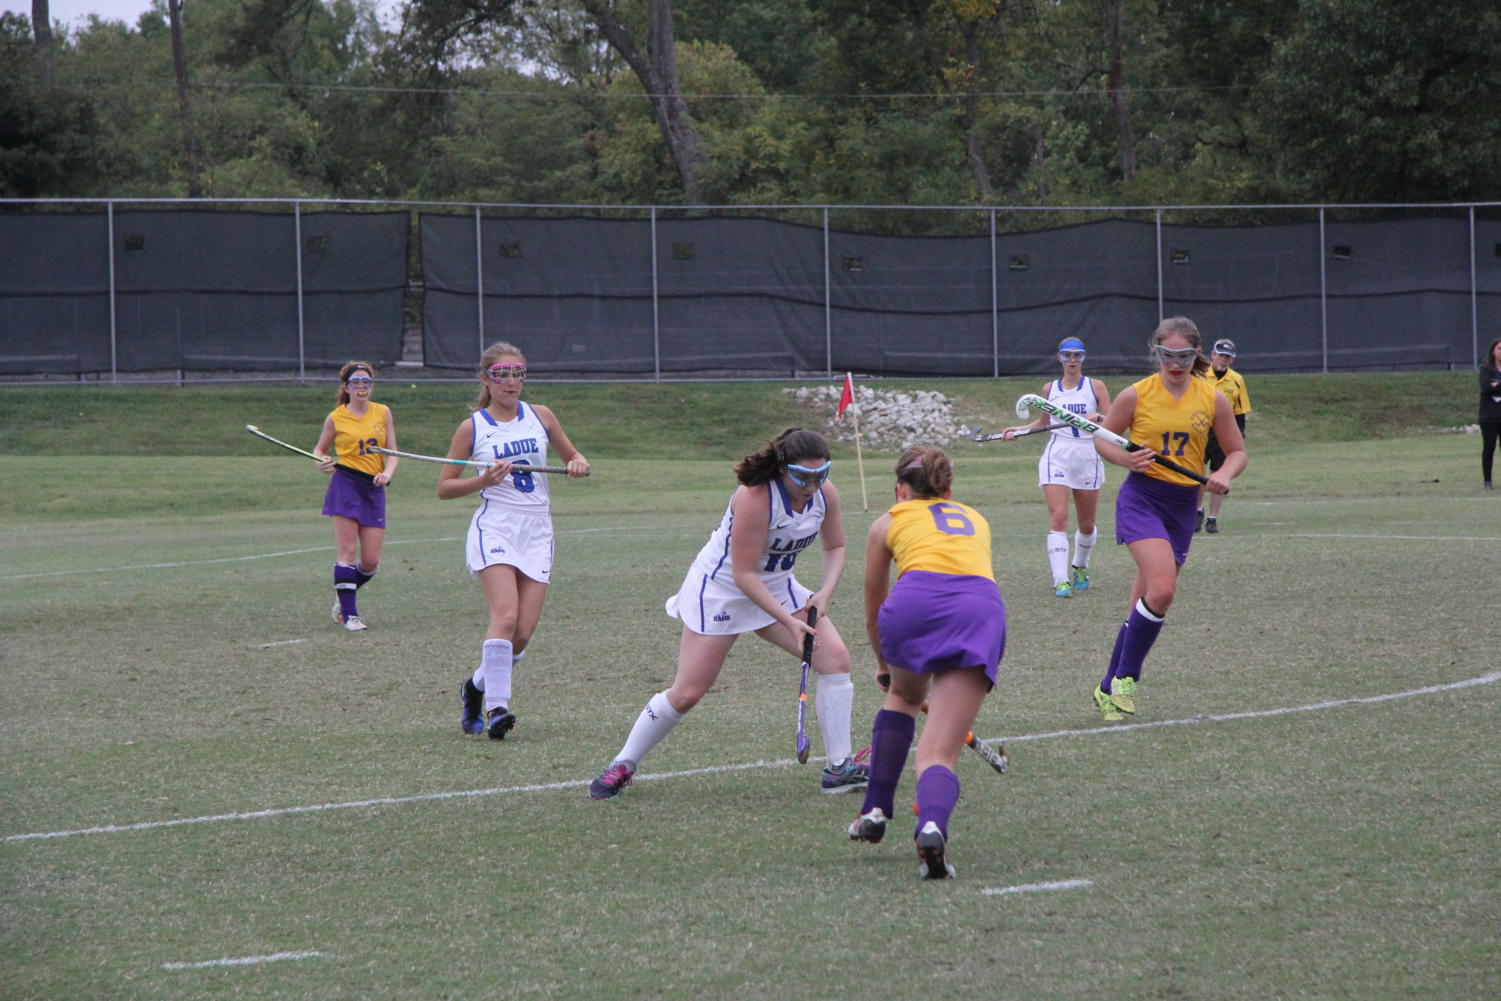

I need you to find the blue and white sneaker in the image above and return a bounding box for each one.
[821,756,869,794]
[1070,565,1089,591]
[460,678,484,735]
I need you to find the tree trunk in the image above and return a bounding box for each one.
[954,21,994,202]
[584,0,719,204]
[31,0,52,81]
[167,0,204,196]
[1100,0,1136,181]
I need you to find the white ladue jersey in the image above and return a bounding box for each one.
[1046,378,1100,443]
[470,403,551,513]
[690,480,827,597]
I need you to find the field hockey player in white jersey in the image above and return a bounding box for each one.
[587,427,868,800]
[438,341,590,741]
[998,336,1112,597]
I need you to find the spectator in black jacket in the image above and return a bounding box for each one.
[1481,338,1501,491]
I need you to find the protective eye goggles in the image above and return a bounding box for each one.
[785,461,832,487]
[1155,346,1199,365]
[486,364,527,382]
[1058,350,1086,362]
[345,375,373,386]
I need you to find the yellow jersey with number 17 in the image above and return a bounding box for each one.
[328,402,390,476]
[885,498,994,581]
[1129,374,1217,488]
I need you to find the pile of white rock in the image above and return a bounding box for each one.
[788,383,971,451]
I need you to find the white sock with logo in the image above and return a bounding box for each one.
[1047,530,1070,584]
[615,690,683,771]
[816,672,854,765]
[1073,528,1098,569]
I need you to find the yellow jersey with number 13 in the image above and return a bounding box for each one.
[1129,374,1217,488]
[328,402,390,476]
[885,498,994,580]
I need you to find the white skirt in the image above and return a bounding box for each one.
[665,567,813,636]
[465,503,554,583]
[1037,436,1106,491]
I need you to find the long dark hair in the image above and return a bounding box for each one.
[894,446,953,499]
[336,361,374,406]
[1149,317,1211,378]
[1486,337,1501,372]
[735,428,830,486]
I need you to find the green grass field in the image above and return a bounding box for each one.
[2,376,1497,1000]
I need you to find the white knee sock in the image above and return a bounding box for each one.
[615,691,683,771]
[481,639,513,712]
[1047,530,1070,584]
[815,672,854,764]
[1073,528,1098,569]
[472,647,524,691]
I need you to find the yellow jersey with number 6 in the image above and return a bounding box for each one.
[328,402,390,476]
[1130,375,1217,487]
[885,498,994,580]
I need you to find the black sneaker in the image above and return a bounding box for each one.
[848,807,888,843]
[460,678,484,735]
[588,762,634,800]
[916,821,955,879]
[1193,509,1204,533]
[1205,517,1218,534]
[486,706,517,740]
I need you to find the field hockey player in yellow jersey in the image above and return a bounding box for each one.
[849,446,1006,879]
[1090,317,1246,721]
[314,361,399,632]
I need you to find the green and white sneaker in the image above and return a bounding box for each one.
[1093,685,1124,722]
[1069,565,1089,591]
[1109,676,1137,714]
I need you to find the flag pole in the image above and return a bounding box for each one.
[851,404,868,511]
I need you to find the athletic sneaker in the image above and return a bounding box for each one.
[1093,685,1124,722]
[1070,565,1089,591]
[848,807,888,843]
[821,756,870,794]
[343,615,367,632]
[1205,517,1219,534]
[916,821,955,879]
[460,678,484,735]
[1194,508,1205,533]
[588,762,634,800]
[486,706,516,740]
[1053,580,1073,598]
[331,600,344,625]
[1110,676,1138,714]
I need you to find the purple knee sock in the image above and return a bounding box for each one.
[1101,619,1129,693]
[914,765,960,839]
[1115,600,1165,682]
[859,709,915,818]
[334,562,360,618]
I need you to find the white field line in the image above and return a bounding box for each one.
[162,950,325,970]
[0,525,656,581]
[256,639,306,649]
[7,671,1497,846]
[981,879,1093,897]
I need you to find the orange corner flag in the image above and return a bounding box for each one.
[837,372,855,417]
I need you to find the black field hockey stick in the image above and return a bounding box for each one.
[368,445,589,476]
[1014,393,1213,488]
[971,423,1068,443]
[245,425,373,481]
[795,606,817,764]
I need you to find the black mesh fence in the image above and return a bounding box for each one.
[3,202,1496,380]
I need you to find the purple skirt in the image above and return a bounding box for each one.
[1115,471,1197,564]
[877,570,1005,687]
[322,467,386,528]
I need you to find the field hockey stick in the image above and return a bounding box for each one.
[1014,393,1211,487]
[368,445,588,476]
[918,701,1007,775]
[244,425,371,479]
[795,606,817,764]
[971,423,1067,443]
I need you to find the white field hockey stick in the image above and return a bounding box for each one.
[245,424,373,480]
[1014,393,1211,487]
[917,701,1008,775]
[971,423,1067,443]
[368,445,588,476]
[795,606,816,764]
